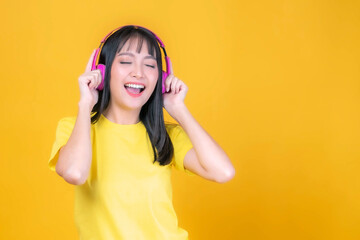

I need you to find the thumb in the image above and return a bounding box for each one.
[168,58,173,75]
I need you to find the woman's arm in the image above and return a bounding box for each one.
[55,102,92,185]
[56,50,101,185]
[163,60,235,182]
[173,104,235,183]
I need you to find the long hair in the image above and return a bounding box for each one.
[90,25,174,166]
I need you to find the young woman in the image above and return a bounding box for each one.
[48,25,235,240]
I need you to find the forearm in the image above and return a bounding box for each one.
[56,103,92,185]
[174,104,235,178]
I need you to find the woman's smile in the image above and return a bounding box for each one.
[124,82,146,97]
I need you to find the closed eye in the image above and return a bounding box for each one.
[120,62,155,69]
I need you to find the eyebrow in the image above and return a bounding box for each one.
[117,52,156,60]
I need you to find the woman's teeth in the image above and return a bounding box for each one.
[124,83,145,89]
[124,83,145,94]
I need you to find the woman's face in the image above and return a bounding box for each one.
[109,37,159,111]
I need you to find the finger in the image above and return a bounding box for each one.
[94,70,101,89]
[174,81,179,94]
[89,70,101,88]
[88,75,96,89]
[165,74,173,92]
[170,77,178,93]
[168,58,173,75]
[181,82,188,93]
[175,80,182,94]
[179,83,184,93]
[85,49,97,73]
[95,70,102,88]
[90,73,99,89]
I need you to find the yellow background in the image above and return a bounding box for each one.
[1,0,359,239]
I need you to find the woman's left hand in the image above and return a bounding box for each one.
[163,61,188,118]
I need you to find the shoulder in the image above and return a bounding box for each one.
[57,116,77,127]
[53,116,77,136]
[58,116,76,123]
[165,122,189,142]
[165,122,182,137]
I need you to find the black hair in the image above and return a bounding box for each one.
[90,25,174,166]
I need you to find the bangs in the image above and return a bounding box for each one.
[116,31,157,59]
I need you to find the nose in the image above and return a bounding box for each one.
[131,62,143,79]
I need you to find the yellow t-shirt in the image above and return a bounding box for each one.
[48,113,196,240]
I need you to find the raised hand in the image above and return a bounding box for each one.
[78,49,102,111]
[162,60,188,117]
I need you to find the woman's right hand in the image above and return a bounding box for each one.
[78,49,102,111]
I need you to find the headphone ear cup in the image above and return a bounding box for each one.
[162,71,168,94]
[96,64,106,90]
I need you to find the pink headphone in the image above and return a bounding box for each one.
[91,25,171,94]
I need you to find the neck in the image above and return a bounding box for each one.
[103,102,141,125]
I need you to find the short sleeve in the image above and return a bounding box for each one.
[167,124,196,177]
[48,116,77,172]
